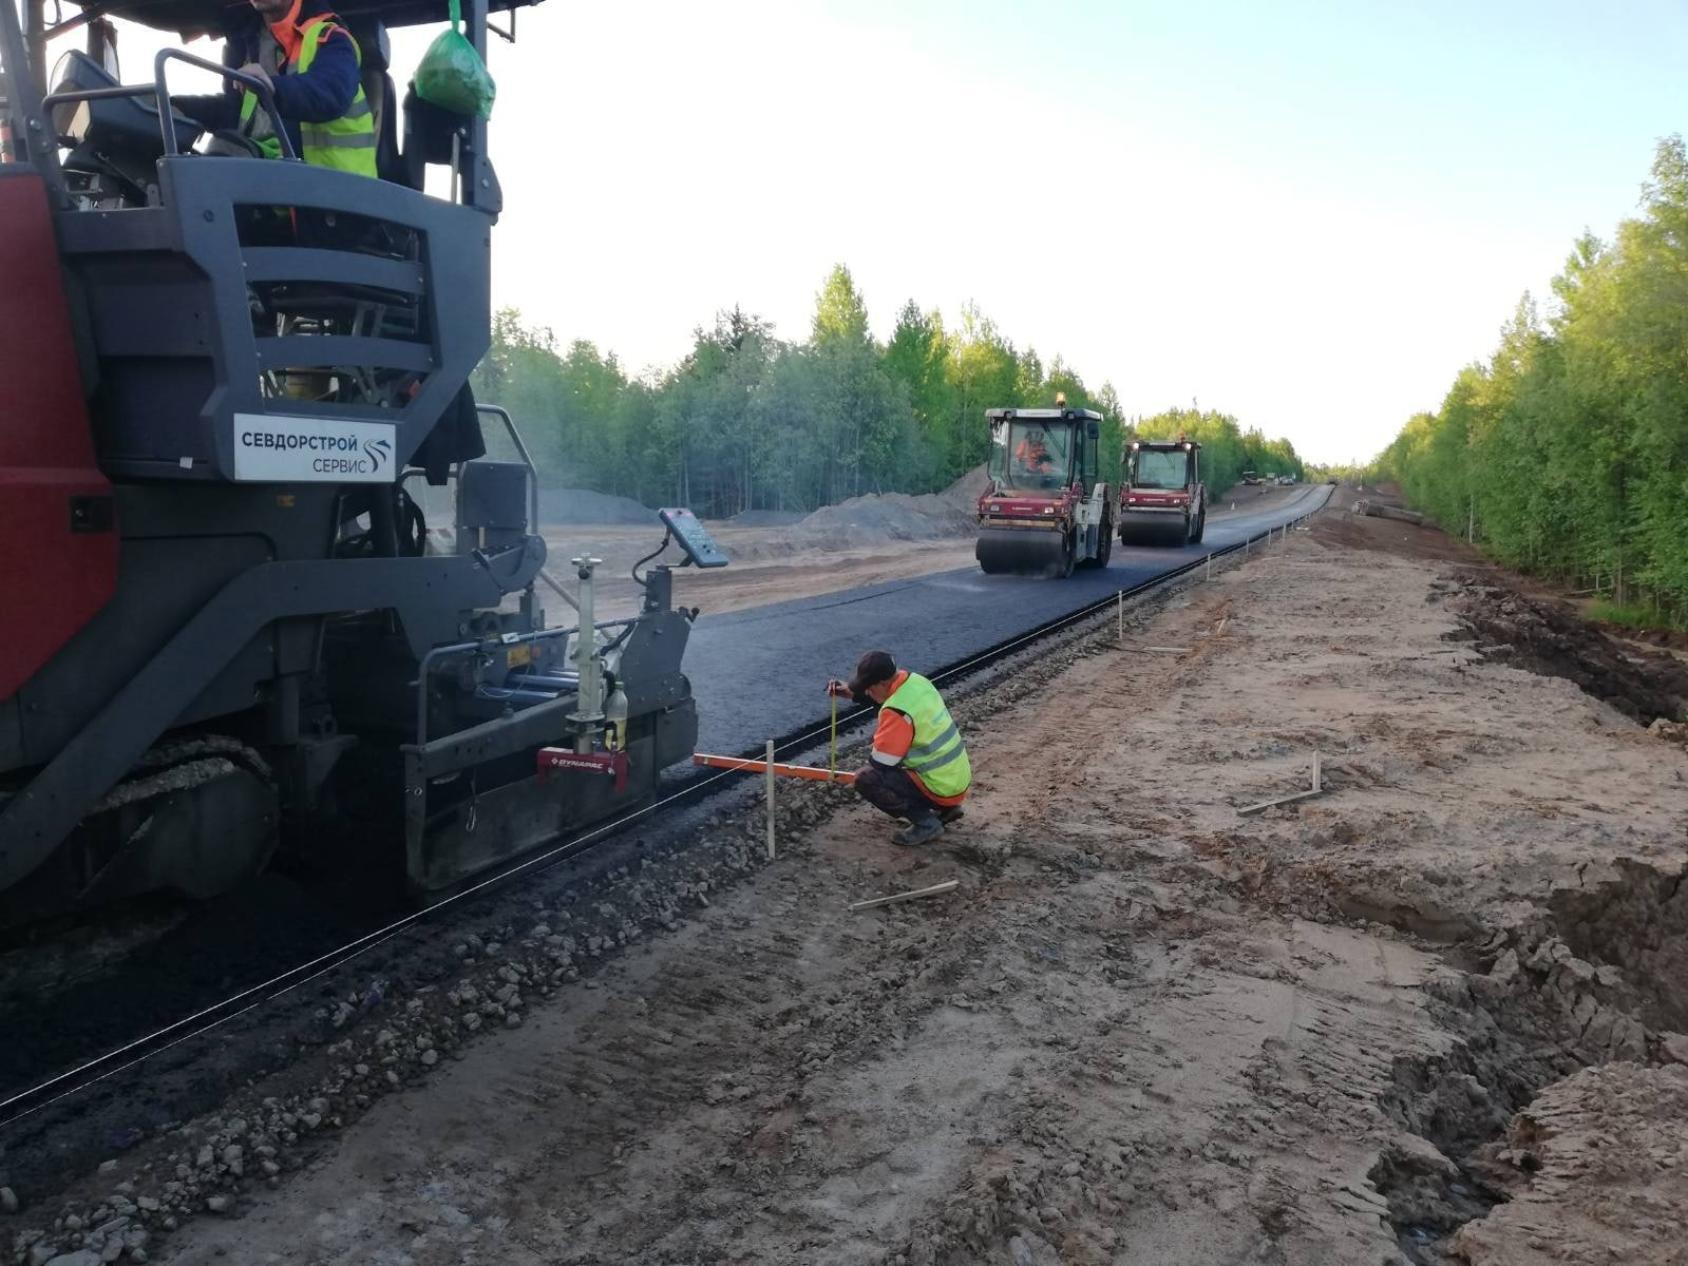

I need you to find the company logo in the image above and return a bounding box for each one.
[232,413,398,485]
[362,438,393,471]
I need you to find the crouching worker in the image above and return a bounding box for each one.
[827,651,970,847]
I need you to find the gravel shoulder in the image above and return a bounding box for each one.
[13,498,1687,1266]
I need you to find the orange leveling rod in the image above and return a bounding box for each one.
[690,753,856,785]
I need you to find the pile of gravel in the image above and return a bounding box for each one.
[728,467,989,561]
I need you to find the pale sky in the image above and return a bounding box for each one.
[100,0,1688,463]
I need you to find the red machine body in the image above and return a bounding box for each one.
[974,405,1112,577]
[0,170,117,701]
[976,485,1086,522]
[1117,439,1206,546]
[1122,487,1193,510]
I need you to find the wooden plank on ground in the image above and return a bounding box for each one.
[848,880,960,912]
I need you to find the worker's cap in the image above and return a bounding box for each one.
[847,650,898,698]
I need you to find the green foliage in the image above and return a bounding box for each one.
[1375,136,1688,623]
[474,269,1303,519]
[1587,600,1664,630]
[812,264,871,347]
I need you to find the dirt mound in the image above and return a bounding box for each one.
[537,487,657,526]
[798,491,970,542]
[723,509,806,528]
[799,464,987,541]
[938,463,990,509]
[725,467,987,564]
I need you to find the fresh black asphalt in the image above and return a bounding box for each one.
[687,485,1331,755]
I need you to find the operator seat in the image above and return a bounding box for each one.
[400,87,459,193]
[345,17,406,187]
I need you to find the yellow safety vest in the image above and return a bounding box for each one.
[238,17,377,177]
[883,672,971,799]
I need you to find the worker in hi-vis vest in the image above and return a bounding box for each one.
[827,650,970,846]
[177,0,377,178]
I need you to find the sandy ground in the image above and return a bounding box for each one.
[538,484,1304,621]
[75,500,1684,1266]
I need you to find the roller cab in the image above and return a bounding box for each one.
[1119,439,1205,546]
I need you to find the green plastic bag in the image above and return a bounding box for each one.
[414,0,496,120]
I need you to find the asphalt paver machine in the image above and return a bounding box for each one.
[975,402,1112,577]
[0,0,717,924]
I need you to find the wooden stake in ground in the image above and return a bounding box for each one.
[828,693,838,779]
[1117,590,1124,645]
[847,880,960,912]
[765,738,776,860]
[1238,750,1328,815]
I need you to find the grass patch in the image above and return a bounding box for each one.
[1588,599,1682,632]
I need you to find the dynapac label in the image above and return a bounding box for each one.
[232,413,396,483]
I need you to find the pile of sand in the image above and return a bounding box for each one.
[726,467,987,562]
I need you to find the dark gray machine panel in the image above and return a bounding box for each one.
[658,507,729,569]
[56,156,492,484]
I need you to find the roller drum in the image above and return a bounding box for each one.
[976,528,1069,577]
[1117,513,1189,547]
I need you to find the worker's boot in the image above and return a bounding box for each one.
[893,813,944,847]
[938,806,965,826]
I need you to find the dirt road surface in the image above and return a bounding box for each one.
[14,497,1685,1266]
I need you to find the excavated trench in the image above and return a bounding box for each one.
[1365,579,1688,1262]
[1440,574,1688,726]
[1549,859,1688,1035]
[1369,858,1688,1261]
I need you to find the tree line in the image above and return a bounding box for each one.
[1375,136,1688,622]
[474,265,1305,519]
[1129,408,1306,495]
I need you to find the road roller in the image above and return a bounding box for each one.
[975,400,1112,577]
[1118,438,1206,546]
